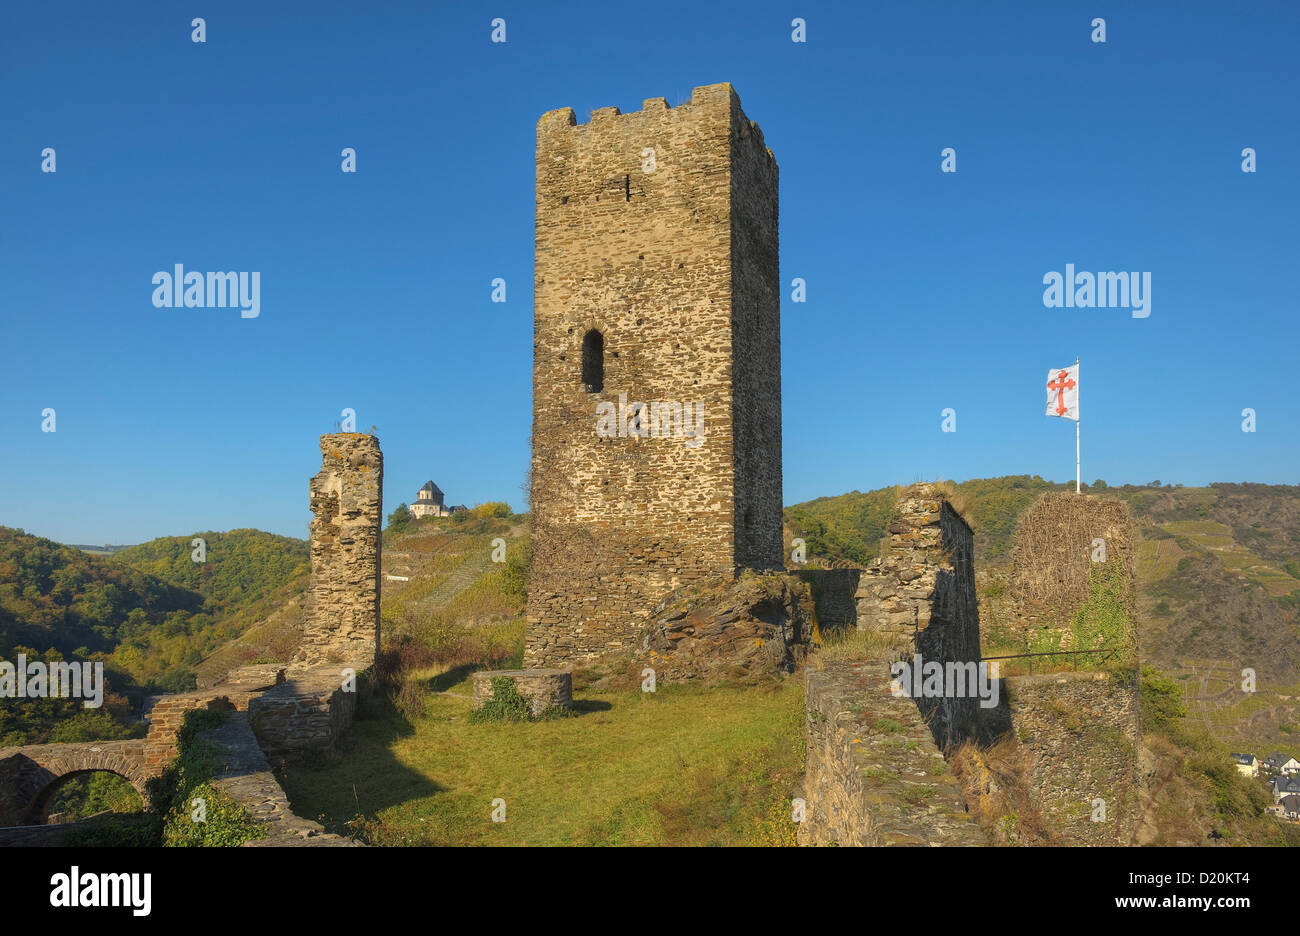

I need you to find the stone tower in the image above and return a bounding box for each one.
[293,433,383,671]
[526,83,782,666]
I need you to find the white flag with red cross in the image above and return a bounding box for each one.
[1046,364,1079,421]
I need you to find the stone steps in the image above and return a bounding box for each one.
[410,548,495,613]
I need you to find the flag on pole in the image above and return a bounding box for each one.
[1045,364,1079,421]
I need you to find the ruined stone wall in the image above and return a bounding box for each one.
[527,83,782,666]
[1000,671,1142,845]
[852,484,982,745]
[800,659,986,846]
[294,433,382,670]
[248,667,358,765]
[201,712,359,846]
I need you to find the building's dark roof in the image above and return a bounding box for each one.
[1281,795,1300,812]
[1270,777,1300,794]
[1230,753,1256,765]
[419,481,444,495]
[1264,751,1297,768]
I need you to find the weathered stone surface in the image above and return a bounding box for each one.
[795,568,861,631]
[295,433,382,671]
[999,671,1142,845]
[799,659,987,847]
[637,571,811,681]
[471,669,573,717]
[851,484,983,746]
[200,712,359,847]
[526,83,783,667]
[248,665,358,764]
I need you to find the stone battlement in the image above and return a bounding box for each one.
[537,83,774,159]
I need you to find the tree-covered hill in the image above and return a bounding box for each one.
[0,527,201,660]
[109,529,308,610]
[0,527,310,707]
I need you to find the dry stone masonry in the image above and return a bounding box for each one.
[1000,671,1142,845]
[854,484,982,745]
[527,83,783,667]
[200,712,358,847]
[295,433,383,671]
[637,571,811,681]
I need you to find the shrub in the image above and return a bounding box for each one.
[471,502,512,519]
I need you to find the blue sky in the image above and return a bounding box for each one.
[1,1,1296,545]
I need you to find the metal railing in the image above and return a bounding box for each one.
[979,647,1124,675]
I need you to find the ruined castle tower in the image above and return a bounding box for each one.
[293,433,382,671]
[526,83,782,666]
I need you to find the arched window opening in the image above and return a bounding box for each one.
[581,330,604,393]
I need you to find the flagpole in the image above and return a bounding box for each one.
[1075,356,1081,494]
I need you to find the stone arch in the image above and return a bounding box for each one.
[2,748,151,825]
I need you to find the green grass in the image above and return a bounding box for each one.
[282,670,806,846]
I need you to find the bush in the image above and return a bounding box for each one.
[471,502,512,519]
[393,679,430,721]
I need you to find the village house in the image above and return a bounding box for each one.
[1268,774,1300,803]
[1262,751,1300,776]
[1230,753,1259,778]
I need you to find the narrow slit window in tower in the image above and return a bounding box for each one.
[582,329,604,393]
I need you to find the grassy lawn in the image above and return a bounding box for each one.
[281,669,805,846]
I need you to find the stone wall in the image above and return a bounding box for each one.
[247,666,359,765]
[526,83,782,667]
[799,659,986,846]
[999,671,1142,845]
[796,569,861,631]
[637,571,811,681]
[853,484,982,745]
[200,712,359,846]
[294,433,382,671]
[0,814,119,846]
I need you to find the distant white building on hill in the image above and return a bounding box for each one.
[409,481,466,519]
